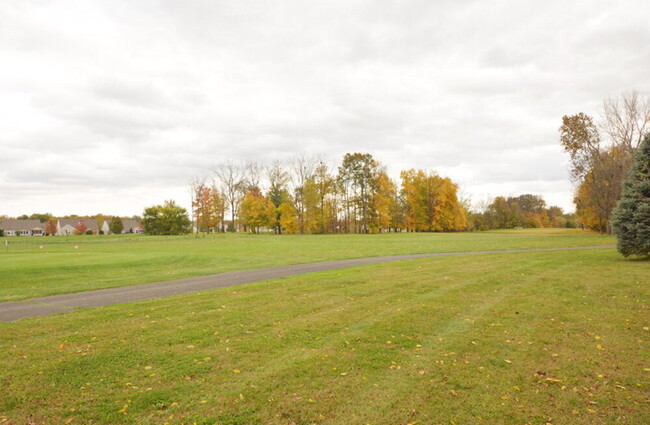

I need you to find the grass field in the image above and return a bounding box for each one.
[1,230,648,424]
[0,229,614,301]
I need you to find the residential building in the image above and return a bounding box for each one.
[57,219,100,236]
[0,219,44,236]
[121,219,143,234]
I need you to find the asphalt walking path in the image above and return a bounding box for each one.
[0,245,614,322]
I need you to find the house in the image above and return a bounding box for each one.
[121,219,143,234]
[0,219,44,236]
[57,219,100,236]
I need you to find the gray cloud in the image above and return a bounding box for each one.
[1,0,649,216]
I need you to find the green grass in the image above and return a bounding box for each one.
[0,229,613,301]
[1,247,647,424]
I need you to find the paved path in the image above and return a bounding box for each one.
[0,245,614,322]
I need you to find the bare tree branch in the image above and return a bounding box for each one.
[213,161,246,232]
[602,90,650,152]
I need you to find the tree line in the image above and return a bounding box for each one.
[189,152,452,234]
[171,152,575,236]
[10,93,648,240]
[467,194,577,231]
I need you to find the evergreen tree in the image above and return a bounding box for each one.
[611,134,650,257]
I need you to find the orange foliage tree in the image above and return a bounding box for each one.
[192,182,225,233]
[74,221,88,235]
[44,217,58,235]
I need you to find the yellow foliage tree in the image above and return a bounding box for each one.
[370,171,396,233]
[278,202,298,234]
[400,169,466,232]
[239,188,276,234]
[305,163,336,234]
[574,178,606,232]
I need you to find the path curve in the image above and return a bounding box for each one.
[0,245,614,322]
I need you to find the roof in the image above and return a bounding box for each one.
[58,218,100,232]
[0,219,43,231]
[121,219,141,229]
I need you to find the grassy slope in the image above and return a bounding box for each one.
[0,229,614,301]
[1,248,647,424]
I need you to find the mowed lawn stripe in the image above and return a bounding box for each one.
[1,248,647,424]
[0,245,614,321]
[0,229,615,302]
[259,264,515,423]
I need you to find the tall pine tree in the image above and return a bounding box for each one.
[611,134,650,257]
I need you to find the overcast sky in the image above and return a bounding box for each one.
[1,0,649,217]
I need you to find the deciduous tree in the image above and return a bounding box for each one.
[239,188,276,234]
[28,213,53,223]
[244,161,263,191]
[338,153,379,233]
[400,169,466,232]
[109,217,124,234]
[142,200,191,235]
[266,161,291,234]
[370,171,396,233]
[560,113,627,233]
[94,214,107,232]
[214,162,246,232]
[74,222,88,235]
[309,162,335,233]
[44,217,58,235]
[602,90,650,154]
[192,182,225,233]
[560,92,649,233]
[278,202,298,234]
[290,155,318,234]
